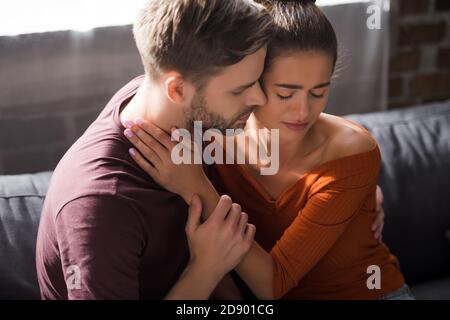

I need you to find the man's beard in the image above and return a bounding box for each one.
[184,93,254,135]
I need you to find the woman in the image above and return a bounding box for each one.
[124,0,413,299]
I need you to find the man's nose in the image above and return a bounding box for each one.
[246,82,267,107]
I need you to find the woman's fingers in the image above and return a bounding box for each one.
[372,208,385,240]
[128,147,159,178]
[131,125,169,161]
[375,185,384,211]
[135,118,174,150]
[371,204,385,229]
[125,128,163,166]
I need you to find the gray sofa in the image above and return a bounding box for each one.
[1,100,450,300]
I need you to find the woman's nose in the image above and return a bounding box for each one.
[292,93,310,121]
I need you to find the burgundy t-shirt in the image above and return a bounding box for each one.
[35,75,190,299]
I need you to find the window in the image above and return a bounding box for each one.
[0,0,147,36]
[1,0,376,36]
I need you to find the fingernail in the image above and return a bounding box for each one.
[135,118,144,125]
[124,129,134,138]
[124,120,134,129]
[129,148,136,157]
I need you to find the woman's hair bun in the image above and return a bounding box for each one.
[255,0,317,9]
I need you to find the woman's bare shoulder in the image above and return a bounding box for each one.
[318,113,377,161]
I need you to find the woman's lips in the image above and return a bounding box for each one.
[282,121,309,131]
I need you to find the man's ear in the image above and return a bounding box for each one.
[164,73,189,105]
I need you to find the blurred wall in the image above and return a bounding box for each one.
[389,0,450,108]
[0,26,142,174]
[0,2,390,174]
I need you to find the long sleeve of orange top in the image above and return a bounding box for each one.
[269,147,381,299]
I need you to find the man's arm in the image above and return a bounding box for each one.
[165,194,254,299]
[210,273,244,300]
[193,182,274,299]
[55,195,144,299]
[165,261,221,300]
[55,193,253,300]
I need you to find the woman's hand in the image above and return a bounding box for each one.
[124,118,206,203]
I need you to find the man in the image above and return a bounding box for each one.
[36,0,272,299]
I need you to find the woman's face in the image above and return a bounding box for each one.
[254,50,334,141]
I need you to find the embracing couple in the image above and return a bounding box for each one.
[36,0,414,300]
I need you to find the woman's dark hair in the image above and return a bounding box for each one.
[256,0,338,71]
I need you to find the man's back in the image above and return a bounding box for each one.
[36,75,189,299]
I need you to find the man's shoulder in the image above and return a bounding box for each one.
[56,194,138,222]
[46,167,173,218]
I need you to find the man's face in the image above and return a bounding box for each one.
[184,47,267,133]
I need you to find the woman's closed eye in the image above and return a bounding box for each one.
[276,86,328,100]
[310,89,328,98]
[277,93,294,100]
[276,89,296,100]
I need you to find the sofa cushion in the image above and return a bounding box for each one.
[346,99,450,283]
[0,171,52,299]
[410,277,450,300]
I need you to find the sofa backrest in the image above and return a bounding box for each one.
[0,171,52,299]
[346,99,450,283]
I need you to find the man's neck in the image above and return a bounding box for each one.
[119,76,182,134]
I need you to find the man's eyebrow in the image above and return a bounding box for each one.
[232,80,257,92]
[275,82,331,90]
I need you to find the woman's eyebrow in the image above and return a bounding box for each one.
[312,82,331,89]
[275,82,331,90]
[275,83,302,89]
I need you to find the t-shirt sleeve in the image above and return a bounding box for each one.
[55,195,146,299]
[269,152,381,299]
